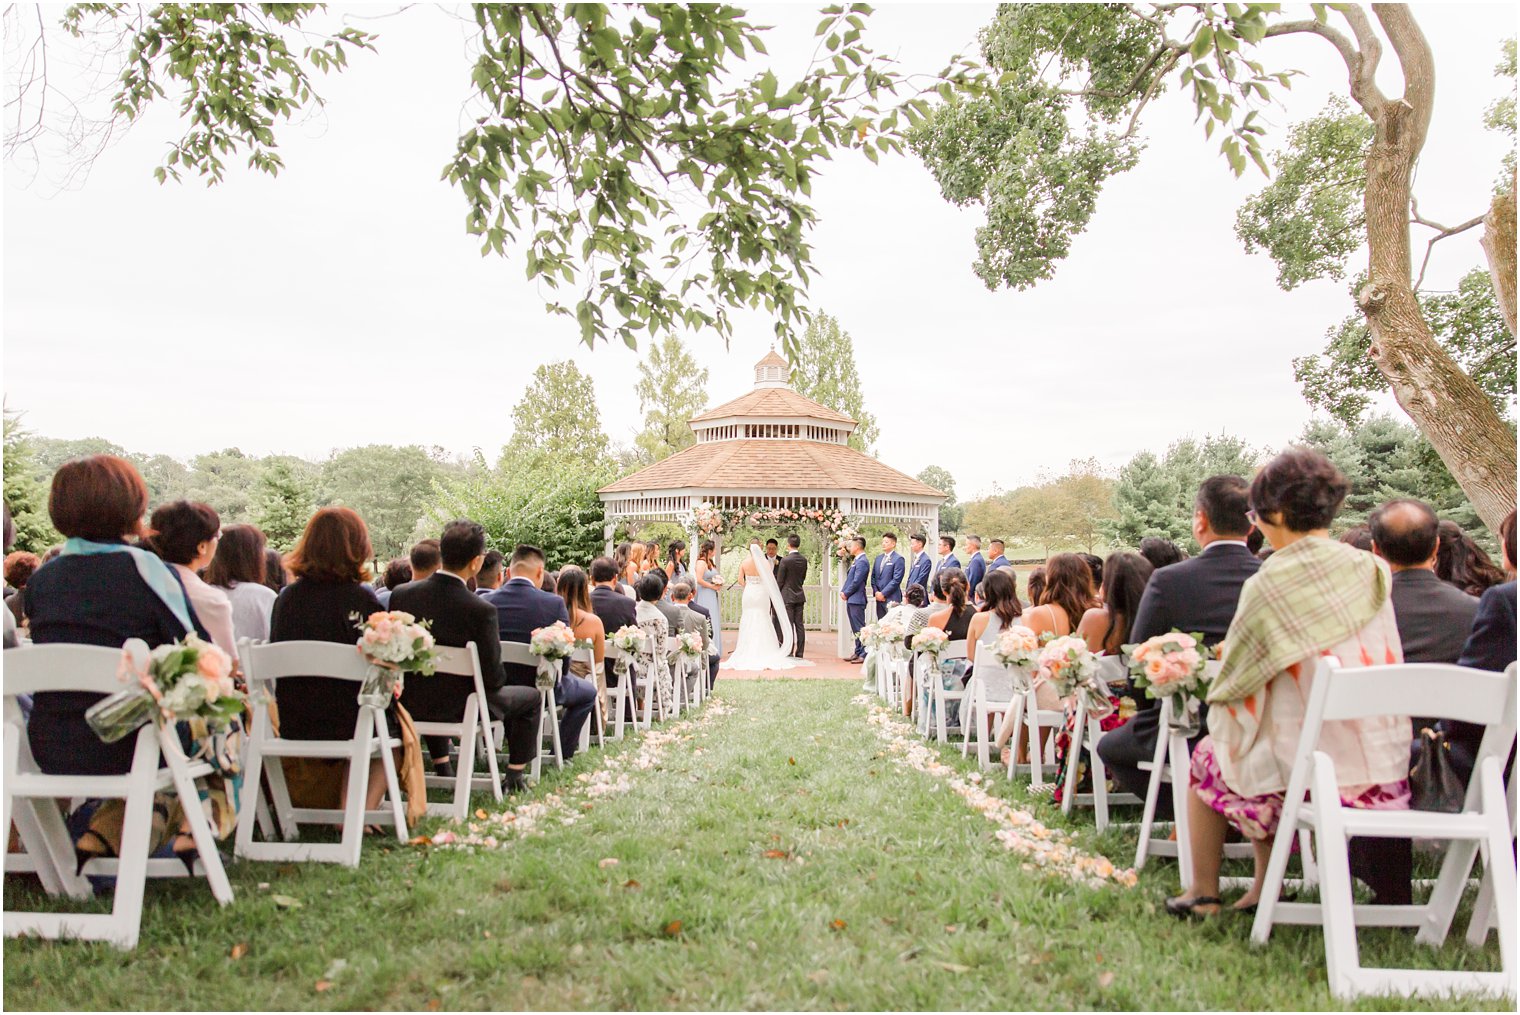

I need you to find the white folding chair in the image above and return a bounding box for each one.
[235,641,408,867]
[962,655,1018,771]
[4,644,234,949]
[924,641,969,744]
[409,643,504,821]
[501,642,563,778]
[572,645,599,753]
[605,647,636,740]
[1004,674,1064,787]
[1251,659,1517,1000]
[1059,657,1142,831]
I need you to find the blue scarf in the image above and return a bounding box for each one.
[59,538,196,635]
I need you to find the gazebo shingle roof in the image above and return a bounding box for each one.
[599,439,943,498]
[689,387,856,426]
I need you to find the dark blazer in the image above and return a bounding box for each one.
[841,554,869,605]
[23,550,209,775]
[777,551,808,605]
[590,584,637,685]
[1389,568,1480,664]
[1448,580,1517,774]
[485,577,570,688]
[871,550,905,604]
[688,600,716,647]
[391,572,504,723]
[270,578,385,740]
[938,554,962,571]
[906,552,932,594]
[988,554,1011,572]
[965,552,987,600]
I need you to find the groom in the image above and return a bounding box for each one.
[776,534,808,658]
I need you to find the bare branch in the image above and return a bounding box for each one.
[1263,16,1388,116]
[1124,49,1181,137]
[1413,212,1485,291]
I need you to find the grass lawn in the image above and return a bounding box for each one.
[3,680,1509,1011]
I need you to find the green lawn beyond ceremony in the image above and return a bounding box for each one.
[3,681,1507,1011]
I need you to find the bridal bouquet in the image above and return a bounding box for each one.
[353,610,438,708]
[913,627,949,658]
[1037,635,1111,717]
[529,620,577,690]
[1123,630,1210,733]
[87,635,247,743]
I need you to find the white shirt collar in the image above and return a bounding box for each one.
[437,570,468,585]
[1203,539,1249,552]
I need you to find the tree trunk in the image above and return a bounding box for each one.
[1358,13,1517,533]
[1480,179,1517,337]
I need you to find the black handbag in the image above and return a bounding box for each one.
[1409,727,1465,813]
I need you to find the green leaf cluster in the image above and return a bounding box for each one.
[633,335,709,464]
[786,312,879,453]
[500,360,611,470]
[2,407,62,553]
[963,458,1116,555]
[915,465,961,531]
[1105,435,1262,552]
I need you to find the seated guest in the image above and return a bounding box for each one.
[475,550,504,596]
[24,455,212,779]
[394,520,540,792]
[1138,536,1185,571]
[1339,524,1373,551]
[147,501,236,658]
[681,581,720,690]
[589,557,638,709]
[901,583,935,638]
[207,523,278,643]
[1097,476,1260,813]
[541,570,558,595]
[1371,499,1479,667]
[966,568,1023,663]
[374,557,411,608]
[1449,508,1517,786]
[485,544,595,760]
[1079,553,1105,601]
[1246,526,1265,557]
[634,572,674,706]
[1167,449,1410,918]
[668,579,711,671]
[557,564,607,695]
[263,547,289,593]
[389,538,440,601]
[996,555,1093,749]
[647,566,684,632]
[1076,551,1154,657]
[270,507,394,811]
[924,568,976,640]
[4,549,40,626]
[1436,520,1507,597]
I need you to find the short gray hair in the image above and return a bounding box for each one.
[669,580,694,601]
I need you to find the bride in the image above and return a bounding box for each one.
[720,542,813,672]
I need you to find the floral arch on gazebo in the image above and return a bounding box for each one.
[599,351,945,654]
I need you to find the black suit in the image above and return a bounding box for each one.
[1389,568,1480,666]
[1095,542,1261,811]
[687,600,721,688]
[269,578,392,741]
[484,578,595,758]
[391,573,541,768]
[590,585,637,690]
[776,550,808,657]
[23,550,211,775]
[1449,580,1517,784]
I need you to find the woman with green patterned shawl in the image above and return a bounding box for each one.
[1166,449,1410,919]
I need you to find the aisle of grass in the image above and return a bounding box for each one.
[3,681,1507,1010]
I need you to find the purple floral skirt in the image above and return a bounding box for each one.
[1189,736,1410,840]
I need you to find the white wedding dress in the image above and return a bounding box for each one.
[720,543,813,672]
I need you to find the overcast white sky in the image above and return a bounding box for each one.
[4,3,1514,500]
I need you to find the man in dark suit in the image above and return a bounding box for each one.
[987,539,1012,573]
[393,521,540,792]
[1370,499,1479,667]
[1096,476,1261,812]
[840,536,870,662]
[870,532,905,619]
[931,535,960,592]
[905,533,932,602]
[1450,509,1517,786]
[776,533,809,658]
[386,538,441,604]
[964,535,986,602]
[684,594,720,688]
[484,544,596,760]
[474,549,505,597]
[588,556,638,714]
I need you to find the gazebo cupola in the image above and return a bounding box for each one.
[690,352,858,447]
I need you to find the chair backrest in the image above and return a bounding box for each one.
[943,640,968,661]
[571,645,596,668]
[431,642,482,680]
[500,641,536,668]
[240,640,371,684]
[1095,655,1127,693]
[1,643,129,697]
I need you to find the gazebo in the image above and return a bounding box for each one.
[599,350,945,655]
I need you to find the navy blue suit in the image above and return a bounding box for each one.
[1449,580,1517,784]
[485,577,595,758]
[965,551,987,602]
[841,553,870,658]
[906,552,932,597]
[988,554,1011,572]
[870,550,905,619]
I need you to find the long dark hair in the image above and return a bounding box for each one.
[614,541,632,573]
[1025,566,1045,609]
[1435,521,1506,596]
[939,568,968,615]
[1100,552,1153,652]
[980,568,1022,627]
[263,547,288,592]
[1040,553,1094,631]
[697,538,716,570]
[557,565,591,626]
[206,523,267,588]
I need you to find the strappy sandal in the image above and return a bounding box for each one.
[170,833,200,876]
[1164,895,1224,919]
[73,829,116,876]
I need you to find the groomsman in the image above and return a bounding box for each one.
[931,535,961,591]
[870,532,905,619]
[905,533,932,596]
[964,535,987,602]
[987,539,1012,572]
[839,537,870,662]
